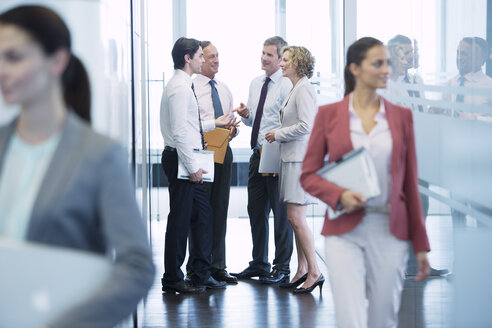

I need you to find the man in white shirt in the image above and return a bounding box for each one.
[430,37,492,121]
[160,37,234,294]
[446,37,492,238]
[447,37,492,121]
[232,36,294,284]
[186,41,238,284]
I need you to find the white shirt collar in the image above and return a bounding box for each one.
[175,69,193,86]
[462,70,487,81]
[266,68,283,84]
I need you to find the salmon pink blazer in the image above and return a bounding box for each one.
[300,95,430,253]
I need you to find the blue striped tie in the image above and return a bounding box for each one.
[210,80,223,118]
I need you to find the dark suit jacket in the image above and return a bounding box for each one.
[300,95,430,253]
[0,112,155,328]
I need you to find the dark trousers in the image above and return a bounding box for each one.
[246,149,293,274]
[161,150,213,283]
[187,146,233,273]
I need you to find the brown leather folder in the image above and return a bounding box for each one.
[204,128,230,164]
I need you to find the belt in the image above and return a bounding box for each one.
[164,146,176,152]
[365,204,390,214]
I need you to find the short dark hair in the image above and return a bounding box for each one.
[171,37,201,69]
[461,37,490,61]
[201,40,212,50]
[263,36,288,58]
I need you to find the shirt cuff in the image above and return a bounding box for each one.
[202,119,215,132]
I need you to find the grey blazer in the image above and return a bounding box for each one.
[0,112,155,328]
[275,76,318,162]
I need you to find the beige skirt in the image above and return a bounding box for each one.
[279,161,317,205]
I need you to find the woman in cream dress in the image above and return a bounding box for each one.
[265,46,322,294]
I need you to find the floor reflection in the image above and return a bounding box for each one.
[126,189,454,327]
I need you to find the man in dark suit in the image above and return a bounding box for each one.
[187,41,238,284]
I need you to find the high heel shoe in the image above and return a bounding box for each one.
[293,274,325,294]
[279,273,307,288]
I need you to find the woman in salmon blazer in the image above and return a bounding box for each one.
[265,46,322,294]
[300,37,430,327]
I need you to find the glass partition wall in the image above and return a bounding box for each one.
[143,0,344,261]
[355,0,492,325]
[142,1,492,324]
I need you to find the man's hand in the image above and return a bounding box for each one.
[189,169,207,184]
[339,190,366,213]
[233,102,249,118]
[215,113,238,128]
[228,126,237,141]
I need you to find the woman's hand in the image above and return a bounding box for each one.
[339,190,366,213]
[415,251,430,281]
[265,131,276,143]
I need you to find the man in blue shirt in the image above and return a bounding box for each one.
[232,36,294,284]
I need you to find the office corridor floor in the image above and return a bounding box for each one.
[123,210,454,328]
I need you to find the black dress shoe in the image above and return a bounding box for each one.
[162,280,205,294]
[194,276,227,289]
[429,268,450,276]
[279,273,308,288]
[230,267,269,279]
[406,267,450,277]
[293,274,325,294]
[184,274,192,282]
[212,270,238,284]
[259,269,290,284]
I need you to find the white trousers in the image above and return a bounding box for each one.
[324,213,409,328]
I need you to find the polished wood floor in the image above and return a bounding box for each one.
[118,209,454,328]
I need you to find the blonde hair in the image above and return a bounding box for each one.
[281,46,315,78]
[387,43,408,78]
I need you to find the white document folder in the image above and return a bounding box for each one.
[316,147,381,199]
[258,141,281,174]
[0,238,112,328]
[178,149,215,182]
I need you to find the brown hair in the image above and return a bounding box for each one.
[0,5,91,122]
[344,37,384,97]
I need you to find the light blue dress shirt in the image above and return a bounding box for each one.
[0,132,61,239]
[242,69,292,148]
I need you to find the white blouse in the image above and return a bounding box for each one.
[0,132,61,239]
[348,93,392,207]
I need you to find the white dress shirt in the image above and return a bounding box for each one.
[349,94,392,207]
[447,70,492,104]
[446,70,492,122]
[160,69,214,174]
[382,72,425,112]
[193,74,234,122]
[242,69,292,148]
